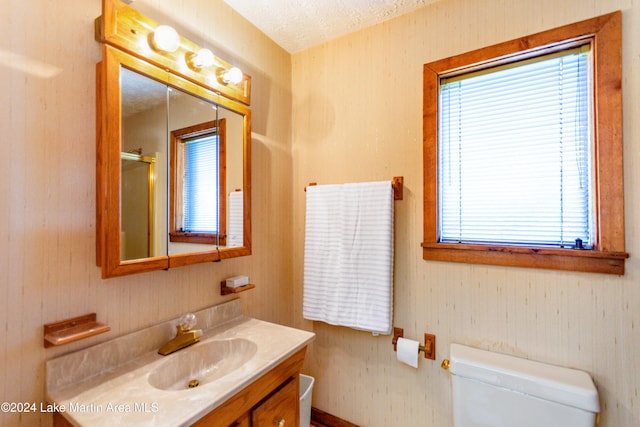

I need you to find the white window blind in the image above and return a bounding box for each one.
[182,133,219,233]
[438,45,594,248]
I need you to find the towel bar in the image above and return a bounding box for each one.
[305,176,404,200]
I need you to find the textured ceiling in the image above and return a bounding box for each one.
[223,0,439,53]
[121,67,166,118]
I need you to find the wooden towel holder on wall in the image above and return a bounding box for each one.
[305,176,404,201]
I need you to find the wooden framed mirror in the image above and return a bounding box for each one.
[95,0,251,278]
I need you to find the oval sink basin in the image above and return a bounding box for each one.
[148,338,258,391]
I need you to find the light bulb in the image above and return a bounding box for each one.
[152,25,180,53]
[188,48,215,69]
[221,67,243,84]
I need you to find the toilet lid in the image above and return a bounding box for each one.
[449,343,600,413]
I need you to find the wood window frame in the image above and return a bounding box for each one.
[422,11,628,275]
[169,119,227,246]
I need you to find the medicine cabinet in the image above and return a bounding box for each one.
[95,0,251,278]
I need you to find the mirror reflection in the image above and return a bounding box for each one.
[168,88,220,254]
[121,153,156,259]
[119,66,245,263]
[120,68,167,261]
[216,105,245,248]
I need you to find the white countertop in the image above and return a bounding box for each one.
[46,304,314,427]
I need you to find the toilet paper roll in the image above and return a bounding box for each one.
[397,337,419,368]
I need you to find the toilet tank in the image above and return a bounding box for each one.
[449,343,600,427]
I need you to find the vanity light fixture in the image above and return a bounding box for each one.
[97,0,251,104]
[218,66,243,85]
[151,25,180,53]
[187,48,215,69]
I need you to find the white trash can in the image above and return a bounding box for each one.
[299,374,315,427]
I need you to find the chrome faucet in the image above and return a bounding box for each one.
[158,313,203,356]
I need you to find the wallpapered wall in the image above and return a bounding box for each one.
[0,0,293,425]
[291,0,640,425]
[2,0,639,426]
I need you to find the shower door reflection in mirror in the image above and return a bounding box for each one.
[120,67,168,262]
[121,153,157,260]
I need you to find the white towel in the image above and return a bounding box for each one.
[227,191,243,247]
[303,181,394,335]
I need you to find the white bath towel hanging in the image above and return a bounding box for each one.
[227,191,243,247]
[303,180,394,335]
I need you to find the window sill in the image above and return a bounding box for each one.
[421,242,628,275]
[169,232,226,246]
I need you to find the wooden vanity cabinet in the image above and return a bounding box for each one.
[250,377,298,426]
[231,413,251,427]
[192,347,306,427]
[52,347,306,427]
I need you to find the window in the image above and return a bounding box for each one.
[170,119,227,245]
[183,133,219,232]
[440,46,592,248]
[422,12,627,274]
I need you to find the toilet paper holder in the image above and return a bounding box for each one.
[392,327,436,360]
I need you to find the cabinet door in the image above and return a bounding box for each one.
[231,413,250,427]
[252,377,299,427]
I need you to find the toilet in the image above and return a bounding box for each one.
[448,343,600,427]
